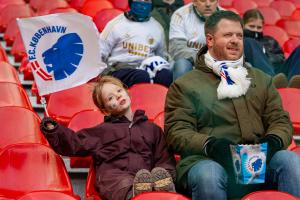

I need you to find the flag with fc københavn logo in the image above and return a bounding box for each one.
[17,12,106,96]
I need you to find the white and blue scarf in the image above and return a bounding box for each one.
[204,52,251,100]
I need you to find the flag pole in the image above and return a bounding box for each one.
[41,96,49,117]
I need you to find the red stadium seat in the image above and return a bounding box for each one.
[19,57,34,81]
[153,111,164,130]
[183,0,191,5]
[0,61,21,85]
[129,83,168,121]
[30,0,69,13]
[232,0,257,15]
[288,138,297,150]
[252,0,273,7]
[46,83,98,126]
[271,0,296,18]
[283,38,300,55]
[290,8,300,20]
[17,191,79,200]
[49,7,77,14]
[291,146,300,155]
[11,32,26,62]
[287,0,300,8]
[85,163,102,200]
[68,110,104,168]
[0,106,48,150]
[218,0,233,8]
[110,0,128,11]
[242,190,298,200]
[0,4,33,33]
[258,7,281,25]
[0,82,33,110]
[277,19,300,37]
[132,192,190,200]
[263,25,289,47]
[0,44,8,62]
[93,8,122,32]
[0,143,75,199]
[4,19,20,47]
[277,88,300,134]
[0,0,25,11]
[81,0,113,18]
[69,0,86,10]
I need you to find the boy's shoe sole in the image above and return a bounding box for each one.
[133,169,153,196]
[151,167,175,192]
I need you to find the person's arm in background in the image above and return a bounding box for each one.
[169,12,196,62]
[99,17,119,64]
[262,36,285,67]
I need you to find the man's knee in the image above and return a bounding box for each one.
[188,160,227,187]
[270,150,300,171]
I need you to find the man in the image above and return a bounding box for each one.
[169,0,219,80]
[99,0,172,87]
[165,10,300,199]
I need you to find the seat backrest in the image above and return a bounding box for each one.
[232,0,257,15]
[277,88,300,133]
[46,83,98,126]
[81,0,113,18]
[252,0,273,7]
[110,0,128,11]
[11,32,26,62]
[258,7,281,25]
[0,82,33,110]
[0,143,74,199]
[218,0,233,8]
[242,190,298,200]
[271,0,296,18]
[153,111,164,130]
[276,19,300,37]
[0,61,21,85]
[131,192,191,200]
[263,25,289,46]
[0,4,33,31]
[17,191,79,200]
[68,110,104,168]
[129,83,168,121]
[94,8,122,32]
[0,106,48,150]
[0,44,8,62]
[291,146,300,155]
[283,38,300,55]
[68,109,104,131]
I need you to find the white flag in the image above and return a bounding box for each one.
[17,13,106,96]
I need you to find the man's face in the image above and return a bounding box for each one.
[206,19,244,61]
[193,0,218,18]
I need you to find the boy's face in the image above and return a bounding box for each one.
[101,83,131,116]
[193,0,218,18]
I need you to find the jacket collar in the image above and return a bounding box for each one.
[104,109,148,124]
[195,45,249,73]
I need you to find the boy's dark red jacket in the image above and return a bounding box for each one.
[40,110,176,200]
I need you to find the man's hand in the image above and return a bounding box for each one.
[259,134,283,163]
[205,137,235,175]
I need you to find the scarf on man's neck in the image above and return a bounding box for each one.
[204,51,251,100]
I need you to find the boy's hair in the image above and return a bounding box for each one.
[205,10,243,35]
[243,9,264,25]
[92,76,128,113]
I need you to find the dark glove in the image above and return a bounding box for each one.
[259,134,283,164]
[40,117,58,133]
[205,137,235,175]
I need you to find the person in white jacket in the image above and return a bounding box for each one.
[99,0,172,87]
[169,0,219,80]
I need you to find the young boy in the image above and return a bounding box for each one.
[40,76,176,200]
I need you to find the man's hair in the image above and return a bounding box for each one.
[92,76,128,113]
[243,9,264,25]
[205,10,243,35]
